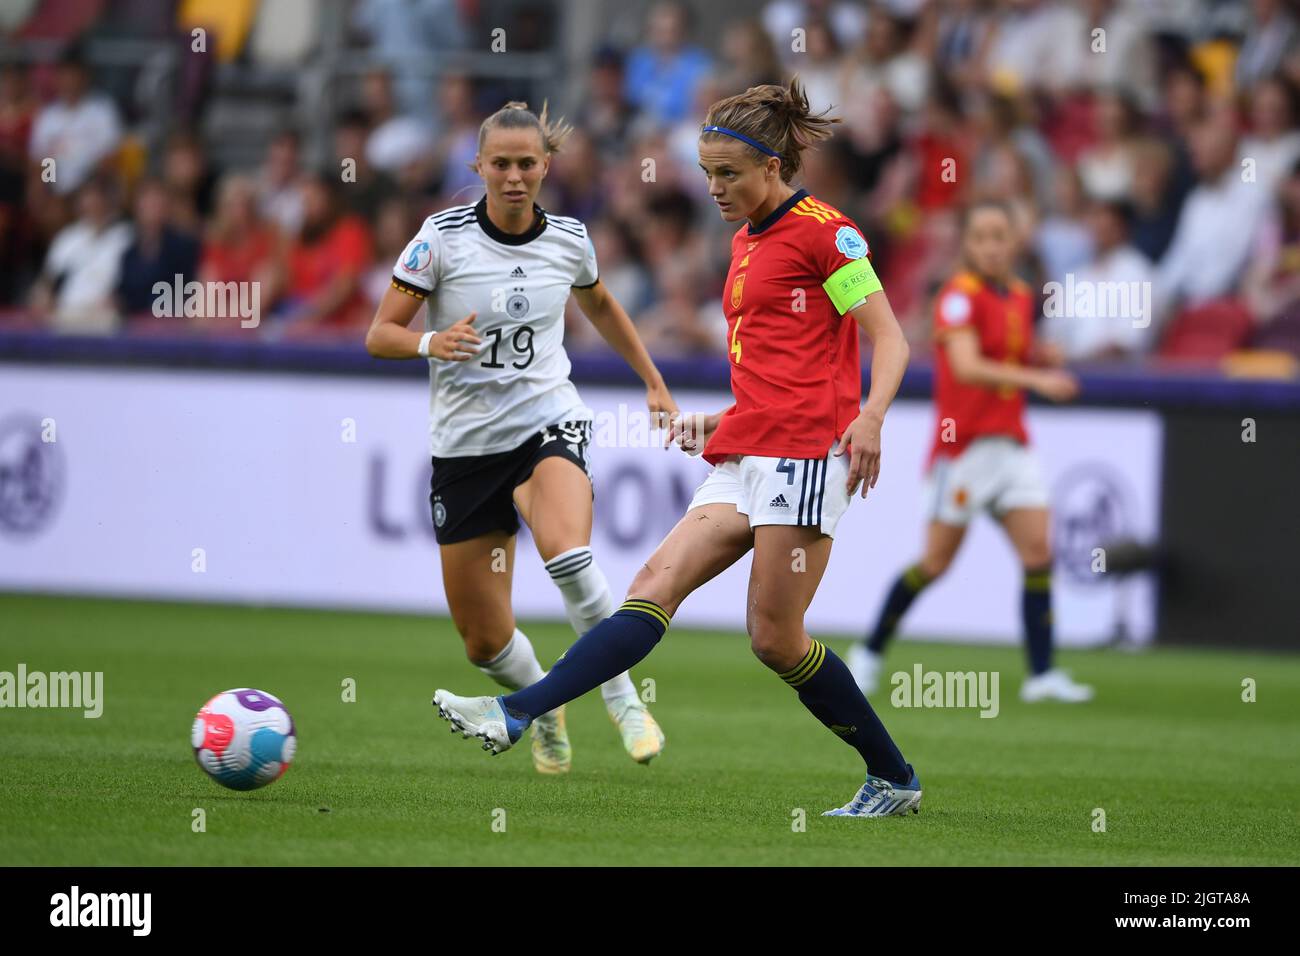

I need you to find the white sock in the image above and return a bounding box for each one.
[544,546,638,704]
[474,628,546,691]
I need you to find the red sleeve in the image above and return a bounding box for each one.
[934,280,981,340]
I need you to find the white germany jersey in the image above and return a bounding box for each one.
[391,197,599,457]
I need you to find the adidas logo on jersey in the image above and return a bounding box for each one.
[510,266,527,278]
[769,493,791,508]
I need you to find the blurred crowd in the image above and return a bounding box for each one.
[4,0,1300,367]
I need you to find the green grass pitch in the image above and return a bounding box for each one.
[2,593,1298,866]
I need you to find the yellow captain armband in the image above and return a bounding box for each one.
[822,257,883,314]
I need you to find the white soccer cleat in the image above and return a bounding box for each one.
[1020,668,1094,703]
[847,643,883,696]
[432,690,529,755]
[823,767,923,817]
[530,706,571,774]
[606,694,665,764]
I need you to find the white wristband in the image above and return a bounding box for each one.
[417,331,435,358]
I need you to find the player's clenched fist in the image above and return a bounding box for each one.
[430,312,481,361]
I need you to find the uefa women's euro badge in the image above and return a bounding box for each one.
[834,226,868,260]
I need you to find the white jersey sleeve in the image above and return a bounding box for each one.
[573,232,599,289]
[391,219,444,298]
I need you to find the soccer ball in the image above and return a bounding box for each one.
[191,688,296,791]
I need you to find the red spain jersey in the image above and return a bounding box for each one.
[930,270,1033,465]
[703,189,882,464]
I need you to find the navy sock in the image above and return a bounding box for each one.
[780,639,910,784]
[866,564,931,653]
[502,600,669,719]
[1022,565,1053,676]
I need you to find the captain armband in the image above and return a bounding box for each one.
[822,257,883,315]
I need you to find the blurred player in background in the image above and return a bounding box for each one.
[435,79,926,818]
[849,199,1094,703]
[366,102,677,773]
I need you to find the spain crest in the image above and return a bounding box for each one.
[731,272,746,309]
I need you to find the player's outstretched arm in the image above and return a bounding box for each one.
[835,290,910,497]
[364,285,480,361]
[944,327,1079,402]
[572,280,676,427]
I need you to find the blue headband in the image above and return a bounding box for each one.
[700,125,779,158]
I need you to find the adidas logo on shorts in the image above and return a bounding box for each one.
[769,493,790,508]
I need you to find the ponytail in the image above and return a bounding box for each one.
[700,76,839,182]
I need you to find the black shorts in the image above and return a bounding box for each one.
[430,420,594,545]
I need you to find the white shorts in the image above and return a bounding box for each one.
[923,437,1048,526]
[687,446,851,537]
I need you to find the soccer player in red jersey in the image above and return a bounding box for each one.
[435,80,922,817]
[850,200,1095,703]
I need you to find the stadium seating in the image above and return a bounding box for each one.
[247,0,317,67]
[177,0,259,62]
[1250,308,1300,358]
[1157,299,1255,361]
[0,0,39,32]
[11,0,103,39]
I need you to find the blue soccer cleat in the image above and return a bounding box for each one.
[433,690,531,755]
[823,766,922,817]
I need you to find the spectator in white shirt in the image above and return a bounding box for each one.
[350,0,467,119]
[361,69,434,177]
[1242,156,1300,323]
[1036,165,1095,285]
[1042,198,1156,361]
[256,129,305,235]
[1074,1,1159,110]
[1237,74,1300,197]
[1156,113,1270,322]
[1236,0,1298,90]
[794,19,847,116]
[28,175,133,334]
[761,0,868,69]
[984,0,1086,94]
[1078,89,1143,201]
[27,47,122,197]
[841,11,930,118]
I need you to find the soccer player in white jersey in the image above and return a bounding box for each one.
[365,102,676,773]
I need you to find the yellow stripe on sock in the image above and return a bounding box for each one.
[787,641,826,687]
[778,642,816,680]
[621,599,671,629]
[780,640,826,687]
[903,565,929,591]
[1024,572,1052,592]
